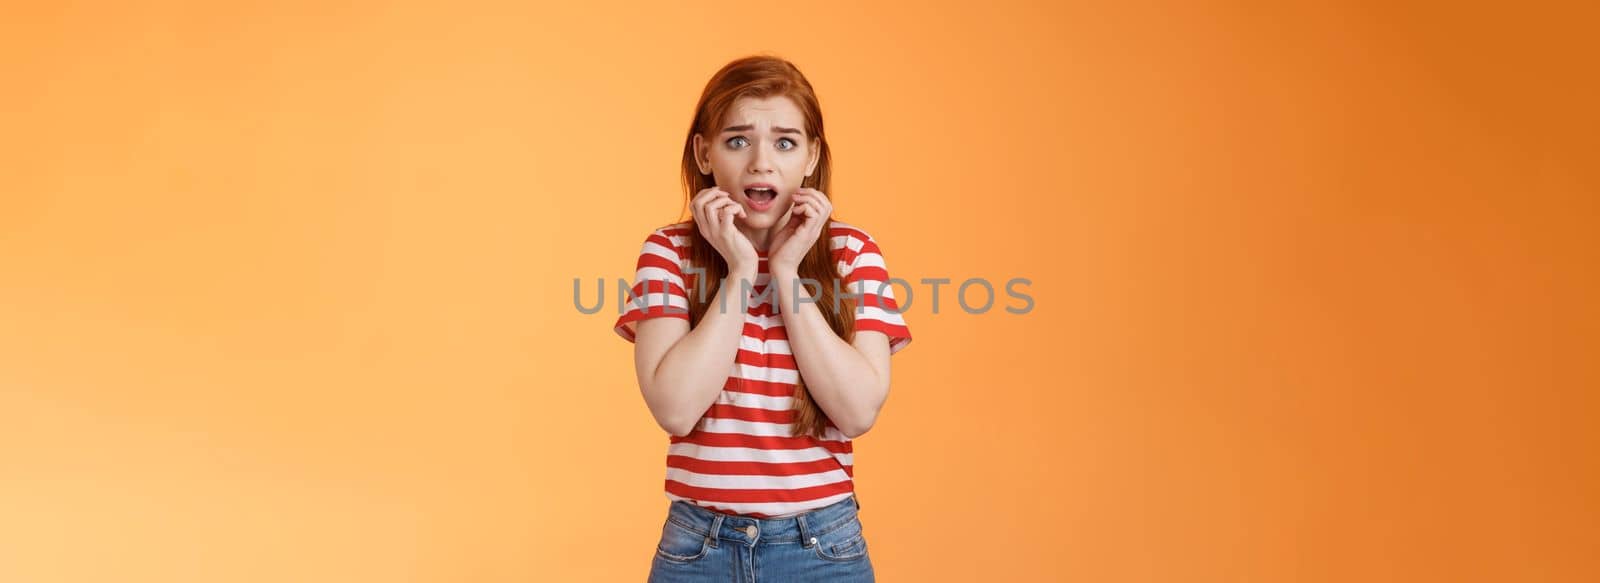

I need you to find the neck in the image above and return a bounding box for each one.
[738,224,773,251]
[737,209,799,252]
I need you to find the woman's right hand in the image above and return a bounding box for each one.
[690,187,759,274]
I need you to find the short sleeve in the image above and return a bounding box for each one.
[613,227,692,343]
[844,231,912,354]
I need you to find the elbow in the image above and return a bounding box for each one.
[840,422,872,440]
[664,419,695,437]
[839,386,889,439]
[643,399,695,437]
[656,410,698,437]
[839,415,878,440]
[649,411,693,437]
[641,381,696,437]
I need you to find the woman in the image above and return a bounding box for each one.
[613,55,911,582]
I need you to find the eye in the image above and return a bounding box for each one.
[725,136,799,150]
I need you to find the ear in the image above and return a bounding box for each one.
[693,134,709,174]
[806,137,821,176]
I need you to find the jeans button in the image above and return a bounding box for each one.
[744,525,758,538]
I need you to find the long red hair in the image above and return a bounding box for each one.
[677,55,855,440]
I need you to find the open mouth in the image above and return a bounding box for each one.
[743,187,777,204]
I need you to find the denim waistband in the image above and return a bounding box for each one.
[664,494,862,548]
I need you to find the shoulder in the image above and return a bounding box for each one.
[827,219,882,260]
[828,219,876,247]
[651,221,694,241]
[641,221,694,255]
[657,220,694,235]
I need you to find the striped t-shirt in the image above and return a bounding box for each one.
[613,220,912,518]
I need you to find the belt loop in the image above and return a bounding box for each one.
[707,513,724,549]
[796,509,815,548]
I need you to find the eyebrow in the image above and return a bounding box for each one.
[721,124,805,136]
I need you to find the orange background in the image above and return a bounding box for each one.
[2,1,1596,581]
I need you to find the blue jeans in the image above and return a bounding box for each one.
[647,494,875,582]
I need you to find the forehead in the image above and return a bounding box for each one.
[721,96,806,130]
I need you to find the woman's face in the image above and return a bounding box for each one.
[694,95,821,230]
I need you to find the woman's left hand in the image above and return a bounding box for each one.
[767,188,832,275]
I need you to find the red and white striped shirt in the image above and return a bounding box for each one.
[613,220,912,518]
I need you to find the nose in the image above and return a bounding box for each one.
[749,142,776,175]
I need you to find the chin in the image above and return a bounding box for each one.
[739,214,777,229]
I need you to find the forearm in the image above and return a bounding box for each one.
[772,268,887,437]
[644,267,756,435]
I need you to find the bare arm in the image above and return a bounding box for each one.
[771,267,892,439]
[629,186,760,436]
[633,266,757,436]
[761,189,899,439]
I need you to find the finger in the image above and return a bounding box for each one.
[691,190,714,223]
[811,191,832,216]
[794,200,821,232]
[710,200,739,232]
[701,201,735,236]
[703,187,730,202]
[695,188,730,219]
[776,203,800,228]
[806,196,826,221]
[786,203,810,231]
[705,189,731,211]
[694,196,715,223]
[795,193,826,219]
[802,194,821,215]
[798,188,829,215]
[692,187,721,216]
[713,194,746,220]
[705,196,733,214]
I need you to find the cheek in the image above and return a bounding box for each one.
[709,148,742,167]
